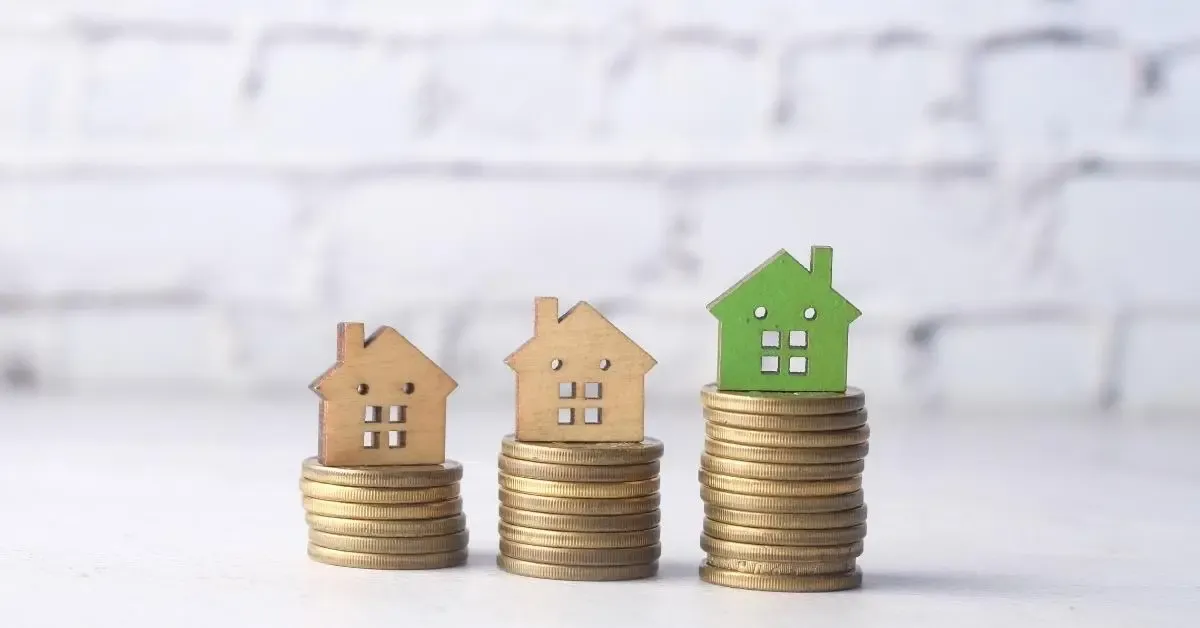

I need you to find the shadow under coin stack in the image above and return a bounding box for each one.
[300,457,469,569]
[496,435,664,581]
[697,383,869,592]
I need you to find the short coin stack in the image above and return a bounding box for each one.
[300,457,469,569]
[697,384,869,592]
[496,434,664,581]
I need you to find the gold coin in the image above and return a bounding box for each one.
[704,407,868,432]
[301,457,462,488]
[305,513,466,537]
[704,504,868,529]
[500,539,661,566]
[700,383,866,416]
[499,474,659,499]
[501,434,663,466]
[700,563,862,592]
[699,471,861,497]
[302,496,462,520]
[497,555,657,581]
[705,424,870,448]
[705,438,867,464]
[701,535,864,561]
[701,487,864,513]
[499,522,659,549]
[701,454,864,481]
[307,544,467,570]
[498,455,660,482]
[300,479,459,504]
[499,507,660,532]
[499,489,659,516]
[704,520,867,546]
[309,530,469,554]
[706,556,857,576]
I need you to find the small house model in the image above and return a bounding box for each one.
[504,297,657,443]
[310,322,458,466]
[708,247,860,393]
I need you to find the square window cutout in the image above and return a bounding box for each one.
[761,331,780,348]
[363,406,382,423]
[584,408,601,424]
[789,356,808,374]
[388,430,406,448]
[584,382,602,399]
[388,405,406,423]
[558,408,574,424]
[789,330,808,348]
[761,355,779,373]
[559,382,576,399]
[362,431,379,448]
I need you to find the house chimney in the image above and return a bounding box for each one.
[534,297,559,335]
[809,246,833,286]
[337,322,366,361]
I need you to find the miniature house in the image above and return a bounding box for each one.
[504,297,657,443]
[310,323,458,466]
[707,247,861,393]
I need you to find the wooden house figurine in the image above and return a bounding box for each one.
[708,247,861,393]
[505,297,657,443]
[310,322,458,466]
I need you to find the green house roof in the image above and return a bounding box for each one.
[707,247,861,322]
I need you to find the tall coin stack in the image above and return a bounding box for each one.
[301,457,469,569]
[697,383,869,592]
[496,435,664,581]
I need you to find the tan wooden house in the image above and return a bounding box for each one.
[504,297,657,443]
[310,322,458,466]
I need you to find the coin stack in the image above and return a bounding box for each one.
[300,457,469,569]
[697,383,869,592]
[496,434,664,581]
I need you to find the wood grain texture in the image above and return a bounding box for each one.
[310,322,458,466]
[504,297,656,443]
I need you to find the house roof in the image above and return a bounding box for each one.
[504,301,657,373]
[707,248,861,321]
[310,326,458,400]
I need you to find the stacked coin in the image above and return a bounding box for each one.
[697,383,869,592]
[496,434,664,581]
[300,457,469,569]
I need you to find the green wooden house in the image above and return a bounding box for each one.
[707,247,861,393]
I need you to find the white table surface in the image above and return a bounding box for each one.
[1,396,1197,628]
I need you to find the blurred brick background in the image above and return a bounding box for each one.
[0,0,1197,414]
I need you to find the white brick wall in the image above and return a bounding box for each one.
[0,1,1197,414]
